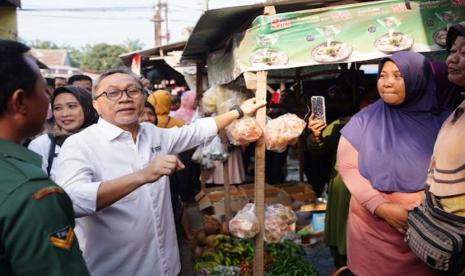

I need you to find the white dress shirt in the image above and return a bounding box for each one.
[53,118,217,276]
[28,133,61,175]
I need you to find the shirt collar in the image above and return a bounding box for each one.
[97,117,144,141]
[0,139,42,166]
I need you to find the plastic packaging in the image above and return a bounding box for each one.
[192,136,228,169]
[229,203,260,239]
[217,92,248,115]
[264,215,289,243]
[264,113,306,152]
[264,204,297,243]
[201,86,248,115]
[208,136,228,161]
[191,144,215,169]
[266,203,297,225]
[225,116,263,146]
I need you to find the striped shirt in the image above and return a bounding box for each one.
[428,100,465,197]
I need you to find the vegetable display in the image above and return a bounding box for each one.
[194,236,319,276]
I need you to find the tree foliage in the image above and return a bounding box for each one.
[27,39,60,49]
[80,43,127,72]
[124,39,145,52]
[26,39,137,73]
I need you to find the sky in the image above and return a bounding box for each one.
[17,0,263,49]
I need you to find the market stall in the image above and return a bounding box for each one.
[119,41,191,89]
[181,0,465,275]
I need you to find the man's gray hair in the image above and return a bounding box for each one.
[93,67,142,97]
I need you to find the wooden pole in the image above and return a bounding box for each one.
[299,139,305,182]
[253,71,267,276]
[220,130,232,222]
[295,67,305,183]
[153,0,162,46]
[196,62,207,192]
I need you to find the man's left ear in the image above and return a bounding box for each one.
[10,89,28,115]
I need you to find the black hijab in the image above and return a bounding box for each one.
[51,85,98,145]
[446,23,465,52]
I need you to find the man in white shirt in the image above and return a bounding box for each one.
[53,67,264,276]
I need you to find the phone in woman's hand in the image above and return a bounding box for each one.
[311,96,326,124]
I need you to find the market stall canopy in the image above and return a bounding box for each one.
[119,41,189,87]
[183,0,465,86]
[143,59,187,87]
[120,41,186,67]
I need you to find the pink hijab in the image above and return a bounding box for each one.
[172,91,196,124]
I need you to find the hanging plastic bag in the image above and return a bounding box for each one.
[225,116,263,146]
[192,136,227,169]
[201,86,248,115]
[208,136,228,162]
[217,89,248,115]
[264,113,306,152]
[229,203,260,239]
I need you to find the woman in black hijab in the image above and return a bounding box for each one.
[29,85,98,175]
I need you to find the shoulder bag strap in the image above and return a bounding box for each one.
[46,133,57,176]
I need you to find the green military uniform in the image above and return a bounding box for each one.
[0,139,89,276]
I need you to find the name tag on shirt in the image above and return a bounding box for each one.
[151,146,161,153]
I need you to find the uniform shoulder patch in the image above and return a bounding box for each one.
[49,227,75,250]
[32,186,64,200]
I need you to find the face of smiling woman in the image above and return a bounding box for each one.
[53,92,85,133]
[377,60,406,106]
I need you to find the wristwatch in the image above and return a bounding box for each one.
[230,105,244,119]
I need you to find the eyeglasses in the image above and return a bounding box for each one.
[94,87,143,101]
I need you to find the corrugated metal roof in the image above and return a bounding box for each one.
[181,0,382,63]
[119,41,186,66]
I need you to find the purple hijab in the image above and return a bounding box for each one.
[341,51,450,193]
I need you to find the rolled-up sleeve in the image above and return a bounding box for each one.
[163,117,218,154]
[51,138,101,218]
[337,136,386,214]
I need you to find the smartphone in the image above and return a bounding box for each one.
[311,96,326,124]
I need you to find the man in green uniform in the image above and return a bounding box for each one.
[0,39,89,275]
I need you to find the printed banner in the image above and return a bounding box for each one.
[235,0,465,71]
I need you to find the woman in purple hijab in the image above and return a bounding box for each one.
[336,51,450,276]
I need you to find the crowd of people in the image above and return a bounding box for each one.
[0,22,464,276]
[0,38,265,276]
[307,23,465,275]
